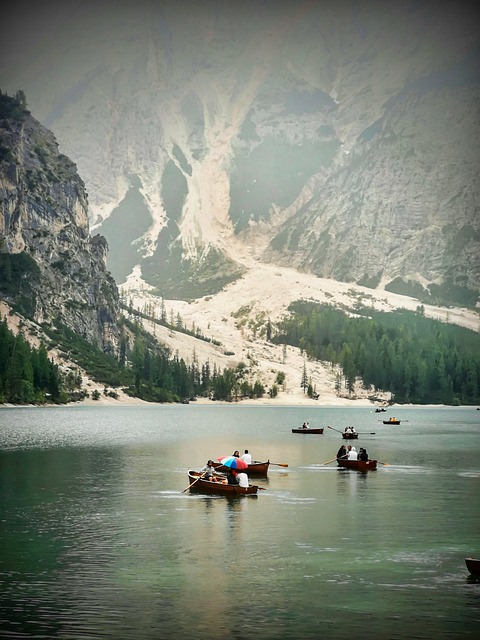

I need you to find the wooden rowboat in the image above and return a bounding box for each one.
[213,460,270,476]
[187,470,258,495]
[292,428,324,434]
[383,419,401,425]
[341,432,359,439]
[465,557,480,576]
[337,458,377,471]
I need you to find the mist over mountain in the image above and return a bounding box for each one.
[1,0,479,305]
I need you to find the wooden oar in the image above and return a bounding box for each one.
[376,460,391,466]
[269,462,289,468]
[327,426,342,433]
[322,457,338,466]
[182,470,207,493]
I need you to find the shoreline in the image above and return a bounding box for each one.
[0,397,472,410]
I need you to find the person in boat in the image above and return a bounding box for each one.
[241,449,252,464]
[302,422,308,429]
[201,460,222,481]
[347,446,358,460]
[236,471,249,488]
[227,469,239,484]
[232,450,240,458]
[336,444,348,460]
[358,447,369,461]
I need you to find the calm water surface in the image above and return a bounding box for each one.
[0,405,479,639]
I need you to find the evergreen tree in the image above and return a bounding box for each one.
[301,361,308,394]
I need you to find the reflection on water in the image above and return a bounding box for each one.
[0,405,479,639]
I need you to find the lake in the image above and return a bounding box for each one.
[0,405,479,639]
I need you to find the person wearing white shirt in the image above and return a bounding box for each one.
[347,446,358,460]
[237,472,249,488]
[241,449,252,465]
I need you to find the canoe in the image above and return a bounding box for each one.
[337,458,377,471]
[341,432,359,439]
[465,557,480,576]
[383,419,401,425]
[187,470,258,495]
[292,428,324,434]
[213,460,270,476]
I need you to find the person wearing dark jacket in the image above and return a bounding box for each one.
[227,470,239,485]
[358,448,369,461]
[336,445,348,460]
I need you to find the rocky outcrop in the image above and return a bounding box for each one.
[1,1,478,304]
[0,92,119,353]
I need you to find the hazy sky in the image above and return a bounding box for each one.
[0,1,83,71]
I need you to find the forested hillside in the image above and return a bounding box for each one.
[0,312,266,405]
[272,302,480,405]
[0,317,63,404]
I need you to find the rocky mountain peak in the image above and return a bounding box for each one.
[1,2,478,306]
[0,91,119,352]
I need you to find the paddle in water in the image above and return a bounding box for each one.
[322,457,338,466]
[182,470,207,493]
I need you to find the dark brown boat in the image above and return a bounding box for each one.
[465,558,480,576]
[341,432,359,439]
[213,460,270,476]
[187,470,259,495]
[292,427,324,434]
[337,458,377,471]
[383,419,401,425]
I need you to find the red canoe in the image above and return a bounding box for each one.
[187,470,259,495]
[337,459,377,471]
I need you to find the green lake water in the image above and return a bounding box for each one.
[0,405,479,639]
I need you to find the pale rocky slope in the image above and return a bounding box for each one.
[3,258,479,407]
[120,261,480,405]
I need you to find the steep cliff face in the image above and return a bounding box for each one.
[1,1,478,303]
[0,92,119,352]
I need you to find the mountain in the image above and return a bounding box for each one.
[0,91,119,353]
[0,0,479,306]
[1,92,479,408]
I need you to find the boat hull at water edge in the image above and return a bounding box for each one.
[187,470,259,495]
[337,459,377,471]
[383,420,401,425]
[292,428,324,434]
[341,432,359,439]
[213,460,270,476]
[465,558,480,576]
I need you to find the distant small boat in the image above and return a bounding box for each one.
[342,431,359,439]
[375,408,387,413]
[465,557,480,576]
[337,459,377,471]
[383,418,401,425]
[292,427,324,434]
